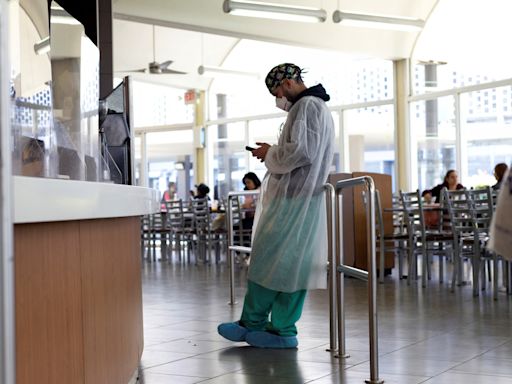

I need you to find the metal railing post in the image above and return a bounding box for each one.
[226,190,260,305]
[227,195,236,305]
[335,189,348,358]
[324,183,337,353]
[365,178,381,384]
[334,176,383,384]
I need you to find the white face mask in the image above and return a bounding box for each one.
[275,96,292,111]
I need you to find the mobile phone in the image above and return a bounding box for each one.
[245,145,256,151]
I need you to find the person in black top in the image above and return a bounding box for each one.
[430,169,464,202]
[492,163,508,190]
[191,183,210,199]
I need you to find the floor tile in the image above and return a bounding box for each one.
[138,253,512,384]
[144,356,242,378]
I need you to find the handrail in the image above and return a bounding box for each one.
[335,176,383,384]
[338,264,368,281]
[226,190,260,305]
[323,183,337,353]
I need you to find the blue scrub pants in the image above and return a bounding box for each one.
[240,280,307,337]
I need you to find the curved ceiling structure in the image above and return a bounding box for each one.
[112,0,439,90]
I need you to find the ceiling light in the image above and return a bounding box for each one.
[198,65,260,79]
[223,0,326,23]
[332,11,424,31]
[34,36,50,55]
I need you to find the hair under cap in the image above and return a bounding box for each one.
[265,63,302,93]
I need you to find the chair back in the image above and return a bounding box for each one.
[165,199,185,233]
[399,189,425,240]
[191,198,211,234]
[374,189,386,239]
[466,187,493,234]
[443,189,472,241]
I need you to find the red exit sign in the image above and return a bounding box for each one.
[184,90,196,105]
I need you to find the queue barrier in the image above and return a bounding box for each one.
[225,179,382,383]
[334,176,383,384]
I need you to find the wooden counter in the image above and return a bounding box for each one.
[14,177,159,384]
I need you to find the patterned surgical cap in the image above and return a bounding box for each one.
[265,63,302,93]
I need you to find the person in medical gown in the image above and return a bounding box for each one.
[218,63,335,348]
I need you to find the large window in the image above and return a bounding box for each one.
[247,117,285,180]
[135,130,194,199]
[207,122,246,201]
[461,85,512,187]
[410,96,456,192]
[132,82,194,127]
[412,64,503,96]
[344,105,395,180]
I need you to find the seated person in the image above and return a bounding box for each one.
[430,169,464,202]
[241,173,261,244]
[421,189,433,204]
[492,163,508,190]
[191,183,210,200]
[241,172,261,211]
[161,181,177,211]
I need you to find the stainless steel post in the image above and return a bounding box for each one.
[227,195,236,305]
[364,177,382,384]
[335,191,348,358]
[334,177,382,383]
[226,190,260,305]
[324,184,337,353]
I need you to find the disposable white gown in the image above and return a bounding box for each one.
[249,95,335,292]
[488,167,512,261]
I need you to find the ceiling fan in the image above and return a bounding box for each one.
[124,25,186,75]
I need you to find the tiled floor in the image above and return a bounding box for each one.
[137,252,512,384]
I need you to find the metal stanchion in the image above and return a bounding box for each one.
[226,190,260,305]
[335,190,349,359]
[324,183,337,353]
[335,176,383,384]
[227,195,236,305]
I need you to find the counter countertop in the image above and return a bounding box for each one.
[14,176,160,224]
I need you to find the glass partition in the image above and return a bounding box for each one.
[10,0,54,178]
[10,0,101,181]
[50,2,99,180]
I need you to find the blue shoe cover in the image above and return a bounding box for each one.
[217,321,249,342]
[246,331,298,349]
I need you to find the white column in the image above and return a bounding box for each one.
[348,134,365,172]
[140,131,148,187]
[394,59,411,192]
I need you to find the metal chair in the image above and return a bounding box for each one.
[444,187,496,296]
[191,198,226,264]
[466,187,497,297]
[374,189,409,283]
[140,213,170,262]
[165,199,194,263]
[400,190,453,287]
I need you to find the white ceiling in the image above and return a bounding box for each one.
[112,0,438,90]
[112,0,512,91]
